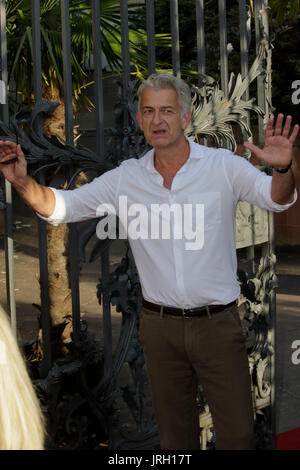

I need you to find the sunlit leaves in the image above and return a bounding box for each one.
[5,0,170,111]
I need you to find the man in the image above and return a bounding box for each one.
[0,73,298,450]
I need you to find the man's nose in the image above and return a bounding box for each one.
[151,110,163,124]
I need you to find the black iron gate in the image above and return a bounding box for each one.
[0,0,276,450]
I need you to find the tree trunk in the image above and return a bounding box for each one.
[38,83,82,359]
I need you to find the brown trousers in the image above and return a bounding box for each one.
[139,303,256,450]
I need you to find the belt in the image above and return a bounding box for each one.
[142,299,236,319]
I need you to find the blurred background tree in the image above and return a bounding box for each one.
[268,0,300,119]
[133,0,300,120]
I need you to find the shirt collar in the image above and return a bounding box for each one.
[139,136,206,174]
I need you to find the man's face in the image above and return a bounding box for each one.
[136,88,191,150]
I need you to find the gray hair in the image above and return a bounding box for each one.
[137,73,192,116]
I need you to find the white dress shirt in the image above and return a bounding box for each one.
[39,137,297,308]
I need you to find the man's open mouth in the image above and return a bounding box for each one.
[153,130,166,135]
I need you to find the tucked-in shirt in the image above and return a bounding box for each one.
[39,137,297,308]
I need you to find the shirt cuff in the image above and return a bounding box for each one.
[269,188,298,212]
[36,187,68,225]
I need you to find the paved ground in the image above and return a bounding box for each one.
[275,247,300,434]
[0,198,300,437]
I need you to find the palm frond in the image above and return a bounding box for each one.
[40,26,63,87]
[5,0,172,109]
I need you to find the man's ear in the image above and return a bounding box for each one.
[136,111,143,130]
[182,110,192,130]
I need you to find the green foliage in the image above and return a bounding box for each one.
[133,0,299,119]
[6,1,299,119]
[268,1,300,117]
[132,0,251,83]
[5,0,170,111]
[269,0,300,26]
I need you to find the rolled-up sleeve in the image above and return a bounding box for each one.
[224,152,297,212]
[37,187,70,225]
[36,166,122,225]
[254,171,297,212]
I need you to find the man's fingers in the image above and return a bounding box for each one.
[282,115,293,138]
[0,158,18,165]
[0,142,16,157]
[17,144,25,156]
[0,152,17,162]
[266,114,298,143]
[289,123,299,145]
[0,141,22,156]
[0,150,18,164]
[274,113,284,136]
[0,140,18,150]
[243,141,264,158]
[265,117,274,139]
[0,144,25,169]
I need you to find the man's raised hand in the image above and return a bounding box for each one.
[0,140,27,184]
[244,114,299,169]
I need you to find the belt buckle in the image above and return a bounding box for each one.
[182,308,196,319]
[182,308,190,318]
[182,306,212,319]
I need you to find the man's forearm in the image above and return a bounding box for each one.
[13,176,55,218]
[271,168,295,205]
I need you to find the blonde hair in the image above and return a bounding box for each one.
[0,304,45,450]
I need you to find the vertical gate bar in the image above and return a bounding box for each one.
[3,179,16,336]
[170,0,180,77]
[92,2,113,380]
[92,0,104,159]
[61,1,81,342]
[120,0,130,142]
[195,0,206,79]
[32,1,43,105]
[32,0,52,374]
[0,0,8,124]
[254,0,268,146]
[61,1,75,143]
[268,204,276,449]
[195,0,207,146]
[37,201,53,376]
[261,0,276,449]
[255,0,276,448]
[120,1,130,92]
[239,0,255,274]
[146,0,156,74]
[0,0,17,336]
[239,0,249,101]
[218,0,228,96]
[239,1,251,144]
[239,0,252,160]
[101,249,113,379]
